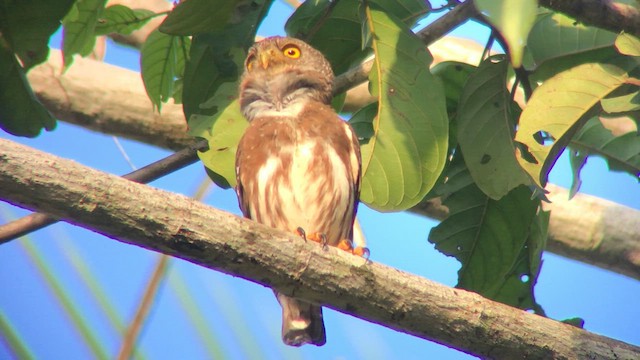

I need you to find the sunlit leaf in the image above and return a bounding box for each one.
[359,4,448,210]
[601,89,640,113]
[457,55,530,199]
[0,43,56,137]
[140,30,190,111]
[569,117,640,195]
[159,0,240,36]
[429,182,542,311]
[62,0,107,69]
[0,0,74,69]
[515,58,640,187]
[475,0,537,67]
[95,5,155,36]
[526,11,616,69]
[188,81,248,189]
[615,32,640,57]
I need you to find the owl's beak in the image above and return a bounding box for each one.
[258,49,279,69]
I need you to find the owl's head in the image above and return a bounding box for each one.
[239,37,335,121]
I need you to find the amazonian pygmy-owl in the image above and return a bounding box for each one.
[235,36,363,347]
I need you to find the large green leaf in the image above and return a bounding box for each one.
[159,0,240,36]
[0,43,56,137]
[569,117,640,195]
[62,0,107,69]
[140,30,190,111]
[94,5,155,36]
[475,0,537,67]
[0,0,74,69]
[526,11,617,69]
[457,55,530,199]
[184,0,272,189]
[429,180,543,311]
[515,58,640,187]
[357,4,448,210]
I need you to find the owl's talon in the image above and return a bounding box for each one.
[337,239,370,259]
[295,227,307,241]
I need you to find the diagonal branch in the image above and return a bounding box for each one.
[0,139,207,244]
[0,138,638,359]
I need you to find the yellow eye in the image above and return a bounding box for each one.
[282,44,301,59]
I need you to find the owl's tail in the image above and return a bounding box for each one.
[275,292,326,346]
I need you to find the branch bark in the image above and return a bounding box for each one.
[27,50,640,280]
[1,138,638,359]
[540,0,640,37]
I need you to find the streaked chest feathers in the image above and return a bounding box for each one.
[241,113,356,245]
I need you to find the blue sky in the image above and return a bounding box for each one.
[0,1,639,359]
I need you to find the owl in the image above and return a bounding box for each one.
[235,36,364,347]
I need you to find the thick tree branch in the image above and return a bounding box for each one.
[0,139,207,244]
[540,0,640,37]
[27,50,640,280]
[0,138,638,359]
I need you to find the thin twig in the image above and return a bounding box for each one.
[0,139,209,245]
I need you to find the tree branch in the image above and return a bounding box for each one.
[0,138,638,359]
[540,0,640,37]
[27,50,640,280]
[0,139,207,244]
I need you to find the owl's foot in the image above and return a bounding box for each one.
[337,239,370,259]
[295,227,328,249]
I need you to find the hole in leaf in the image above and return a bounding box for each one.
[480,154,491,164]
[520,274,530,283]
[456,245,463,251]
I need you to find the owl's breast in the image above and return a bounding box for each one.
[237,117,356,245]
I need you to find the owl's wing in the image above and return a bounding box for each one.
[343,120,362,241]
[235,146,251,219]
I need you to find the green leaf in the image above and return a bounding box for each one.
[601,89,640,113]
[188,81,248,189]
[492,208,548,314]
[475,0,537,67]
[286,0,366,75]
[0,43,56,137]
[526,12,617,69]
[0,0,74,69]
[184,0,272,188]
[62,0,107,69]
[140,30,190,111]
[94,5,155,36]
[159,0,240,36]
[457,55,530,199]
[349,102,377,143]
[431,61,477,116]
[515,58,640,187]
[615,32,640,57]
[569,117,640,189]
[359,4,448,210]
[429,182,542,310]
